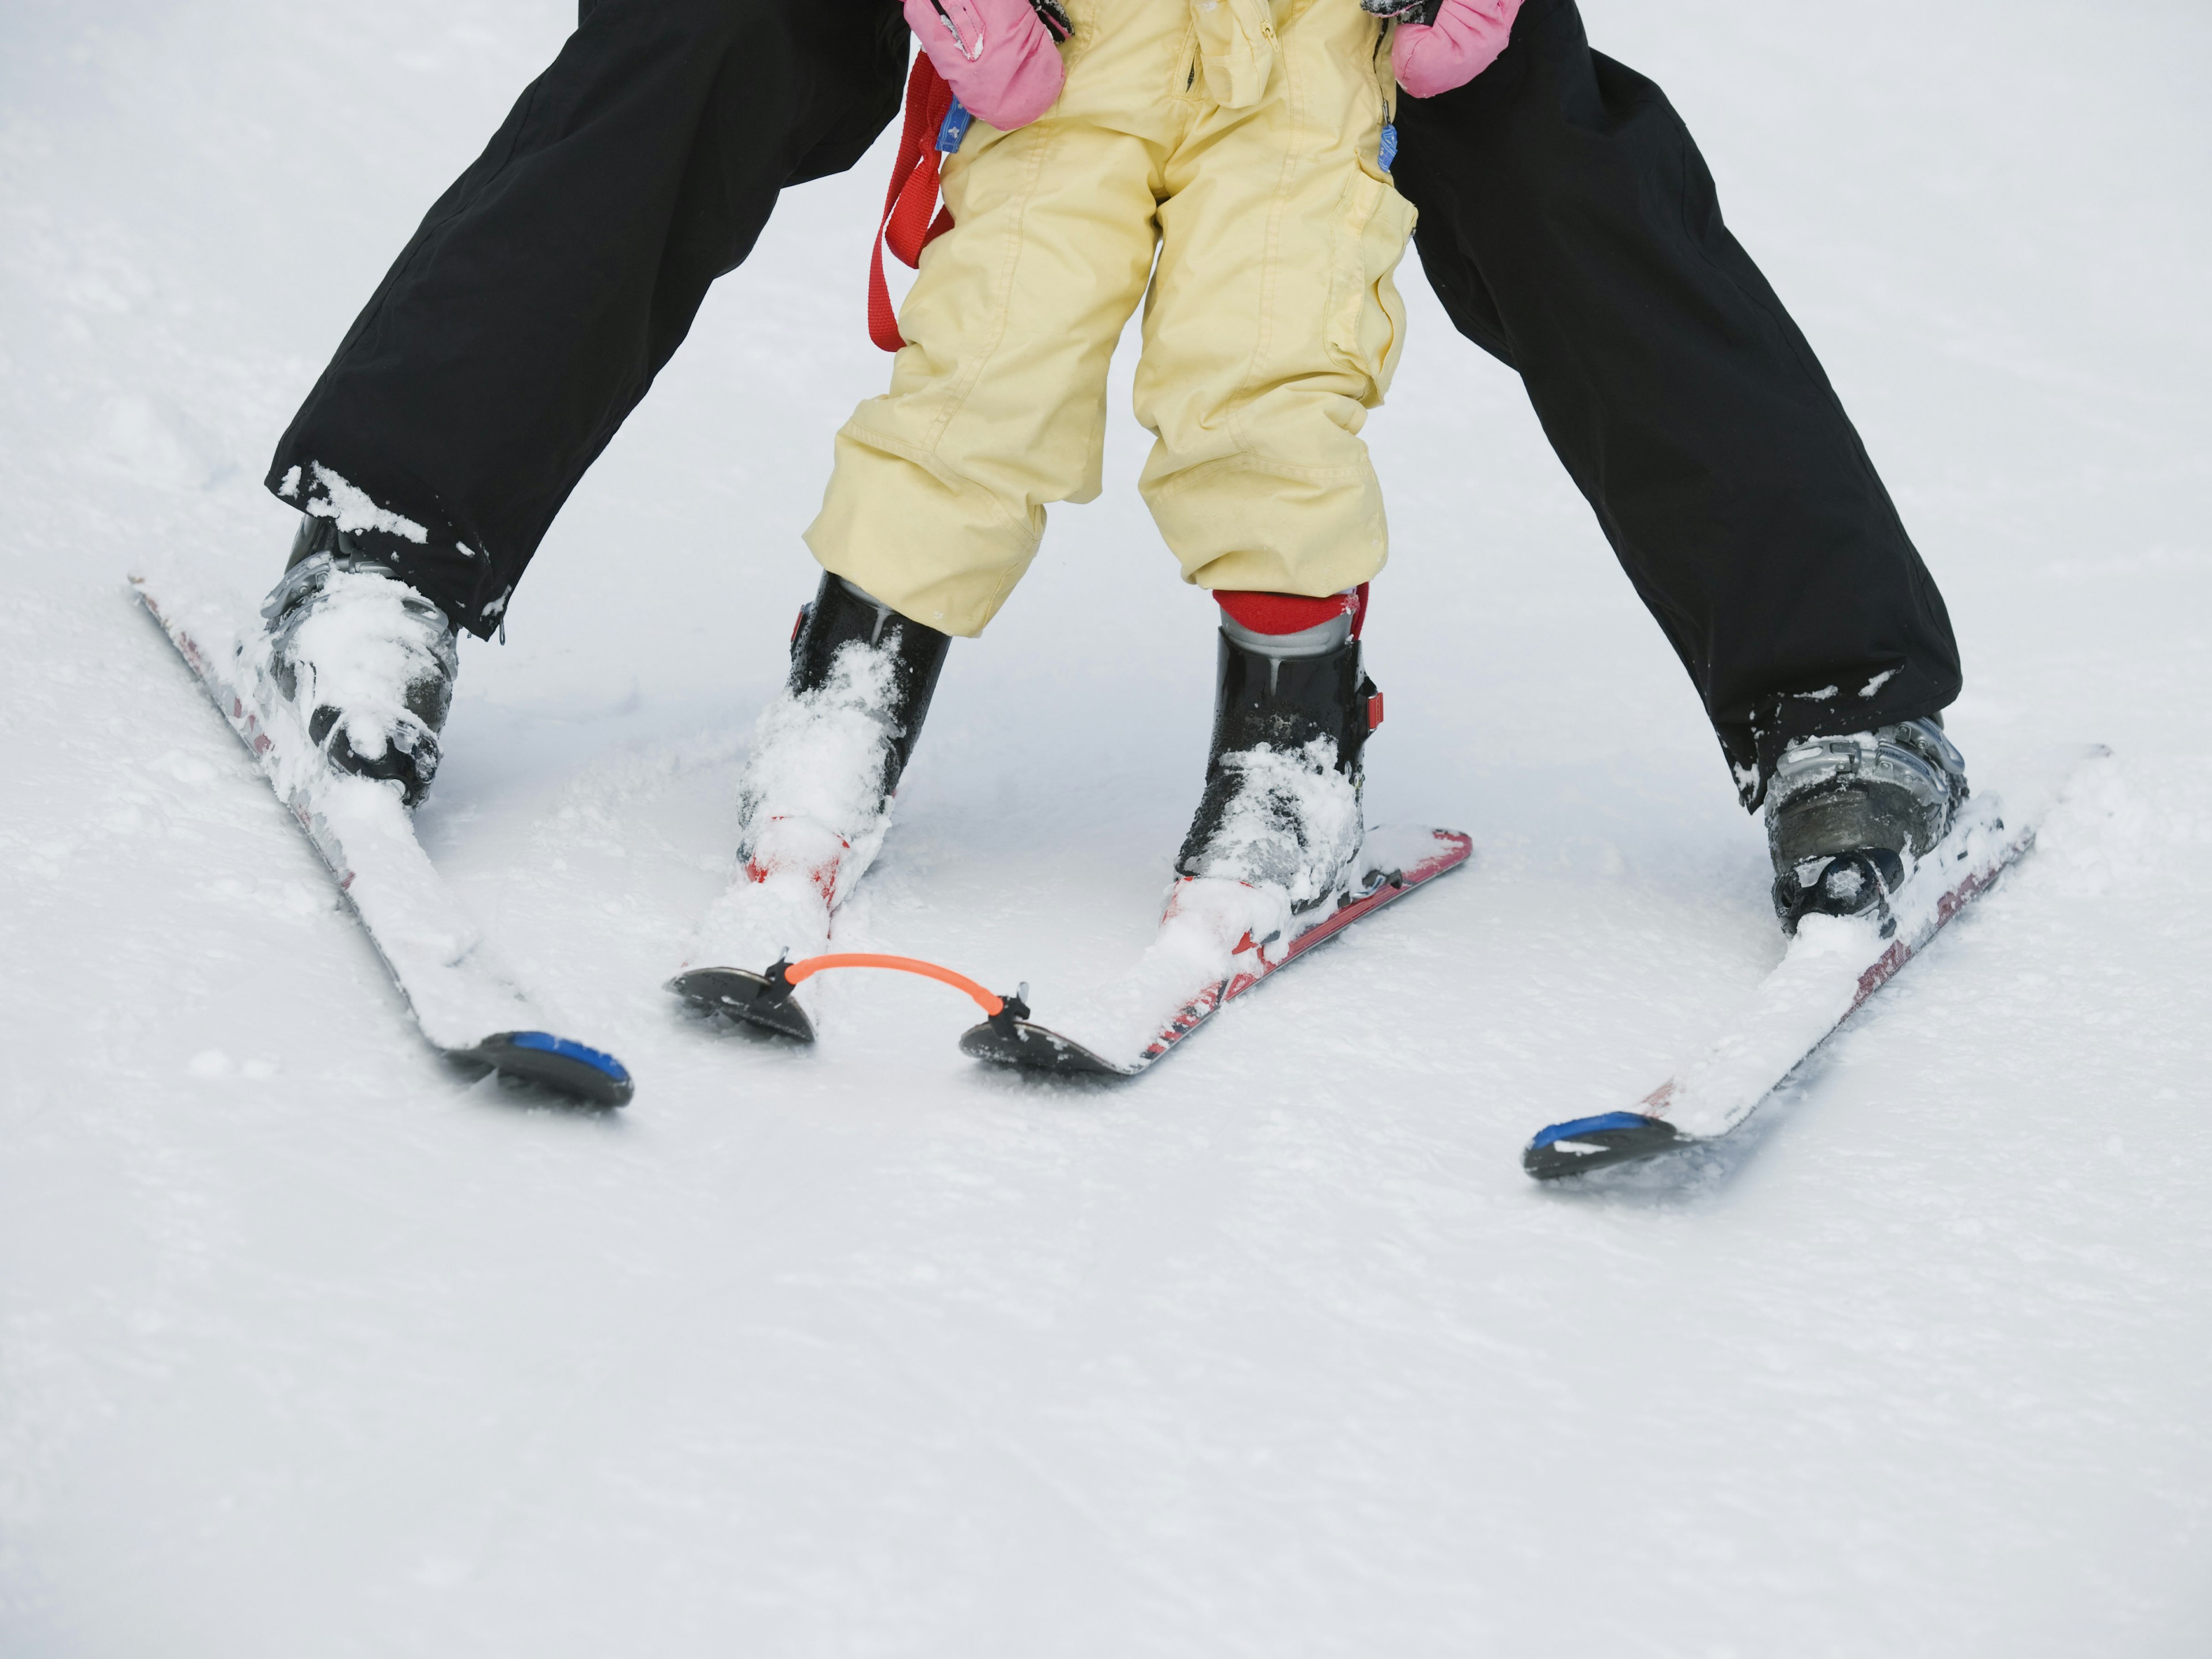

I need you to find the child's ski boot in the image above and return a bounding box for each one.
[953,588,1471,1077]
[675,574,952,1035]
[1172,595,1381,945]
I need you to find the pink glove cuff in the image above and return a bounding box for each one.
[902,0,1067,131]
[1391,0,1523,101]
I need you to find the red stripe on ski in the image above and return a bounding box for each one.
[961,829,1473,1077]
[1139,831,1471,1064]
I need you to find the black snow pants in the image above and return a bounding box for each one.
[266,0,908,635]
[266,0,1960,804]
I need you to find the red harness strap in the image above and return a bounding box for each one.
[869,55,960,353]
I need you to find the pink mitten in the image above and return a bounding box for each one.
[901,0,1068,132]
[1391,0,1523,101]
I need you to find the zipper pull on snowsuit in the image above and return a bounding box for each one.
[1192,0,1279,108]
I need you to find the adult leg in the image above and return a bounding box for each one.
[266,0,907,638]
[1391,0,1961,804]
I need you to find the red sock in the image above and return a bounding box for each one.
[1214,583,1370,638]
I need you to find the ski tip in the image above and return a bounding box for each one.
[959,1018,1135,1077]
[666,967,817,1042]
[1522,1111,1687,1180]
[463,1031,635,1108]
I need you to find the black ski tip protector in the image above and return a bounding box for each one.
[667,967,817,1042]
[959,1019,1133,1077]
[464,1031,635,1108]
[1523,1112,1687,1180]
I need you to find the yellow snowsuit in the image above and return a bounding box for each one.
[807,0,1416,637]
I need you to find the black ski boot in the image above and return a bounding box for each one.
[769,570,952,817]
[1766,717,1969,933]
[1175,605,1381,914]
[731,569,952,897]
[672,573,952,1035]
[261,515,459,808]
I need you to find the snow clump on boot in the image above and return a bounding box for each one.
[259,554,457,808]
[1177,736,1364,912]
[690,641,905,971]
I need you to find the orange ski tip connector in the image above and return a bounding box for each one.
[781,953,1006,1018]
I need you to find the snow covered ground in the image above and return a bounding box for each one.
[4,1,2209,1652]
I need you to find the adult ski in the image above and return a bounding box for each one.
[131,567,634,1106]
[1521,760,2103,1180]
[960,826,1473,1076]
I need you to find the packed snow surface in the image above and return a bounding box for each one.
[4,2,2210,1655]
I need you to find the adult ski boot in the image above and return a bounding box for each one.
[673,573,952,1033]
[1766,716,1969,933]
[260,515,460,808]
[1174,594,1380,922]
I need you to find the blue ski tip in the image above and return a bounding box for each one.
[1528,1111,1658,1150]
[463,1031,635,1107]
[507,1031,631,1081]
[1523,1112,1685,1180]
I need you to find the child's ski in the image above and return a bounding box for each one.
[960,827,1472,1076]
[131,569,634,1107]
[1521,758,2104,1180]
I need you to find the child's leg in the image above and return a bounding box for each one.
[1136,0,1416,599]
[807,6,1195,637]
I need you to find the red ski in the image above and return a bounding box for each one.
[959,827,1473,1077]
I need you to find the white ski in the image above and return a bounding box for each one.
[131,565,633,1105]
[1523,754,2105,1178]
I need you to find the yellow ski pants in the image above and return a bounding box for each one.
[806,0,1418,637]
